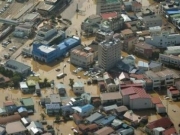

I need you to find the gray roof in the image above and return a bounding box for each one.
[143,15,161,22]
[149,61,162,69]
[45,104,60,110]
[5,59,31,73]
[56,83,66,89]
[86,112,104,123]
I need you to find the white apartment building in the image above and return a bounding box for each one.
[70,47,96,68]
[98,38,121,70]
[96,0,122,15]
[145,32,180,48]
[145,71,161,89]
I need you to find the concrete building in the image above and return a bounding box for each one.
[159,54,180,68]
[4,60,31,77]
[100,92,122,105]
[167,86,180,101]
[131,1,142,12]
[100,12,124,31]
[95,29,114,43]
[145,33,180,48]
[96,0,122,15]
[6,121,27,135]
[32,36,81,63]
[123,37,137,52]
[149,61,162,72]
[98,38,121,70]
[73,82,84,94]
[70,46,97,68]
[145,71,161,89]
[121,29,134,40]
[143,15,162,29]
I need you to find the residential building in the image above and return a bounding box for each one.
[22,12,41,24]
[167,86,180,101]
[100,92,122,105]
[149,61,162,72]
[100,12,124,31]
[73,82,84,94]
[123,37,137,52]
[162,127,177,135]
[49,94,61,104]
[145,71,161,89]
[81,93,92,104]
[72,113,83,125]
[3,101,17,115]
[21,97,34,111]
[119,72,130,82]
[145,118,174,135]
[145,33,180,48]
[0,114,21,125]
[131,1,142,12]
[18,107,28,117]
[143,15,162,29]
[98,38,121,70]
[103,72,117,92]
[40,97,51,107]
[81,14,101,31]
[156,103,166,114]
[85,112,104,124]
[121,86,151,109]
[4,60,31,77]
[96,0,122,15]
[27,121,44,134]
[103,104,118,112]
[78,124,98,133]
[95,115,115,126]
[72,104,94,117]
[94,126,114,135]
[56,83,66,95]
[137,61,149,71]
[114,105,128,115]
[111,119,123,129]
[45,104,61,116]
[121,29,134,40]
[95,29,114,43]
[159,54,180,68]
[70,46,97,68]
[6,121,27,135]
[32,36,81,63]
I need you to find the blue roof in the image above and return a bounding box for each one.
[57,38,79,49]
[95,115,116,126]
[166,10,180,15]
[18,107,27,113]
[81,104,94,112]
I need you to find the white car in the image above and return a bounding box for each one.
[83,71,88,76]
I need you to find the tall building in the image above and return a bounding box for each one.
[98,38,121,70]
[96,0,122,15]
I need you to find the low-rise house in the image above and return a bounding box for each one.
[4,59,31,77]
[0,108,6,116]
[72,113,83,125]
[3,101,17,115]
[111,119,123,129]
[60,105,74,117]
[159,54,180,68]
[68,97,86,106]
[40,97,51,107]
[0,114,21,125]
[27,121,44,134]
[131,1,142,12]
[145,118,174,135]
[45,104,61,116]
[103,72,117,92]
[103,104,118,112]
[6,121,27,135]
[21,117,30,126]
[156,103,166,114]
[18,107,28,117]
[121,86,151,109]
[21,97,34,112]
[94,126,114,135]
[100,92,122,106]
[26,80,36,93]
[0,126,5,135]
[145,71,161,89]
[73,82,84,94]
[149,61,162,72]
[167,86,180,101]
[78,124,98,133]
[117,127,134,135]
[81,93,92,104]
[72,104,94,117]
[121,29,134,40]
[56,83,66,96]
[137,61,149,71]
[123,37,137,52]
[19,82,29,94]
[95,115,116,126]
[151,97,162,108]
[86,112,104,124]
[49,94,61,104]
[114,106,128,115]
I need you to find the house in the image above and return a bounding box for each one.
[56,83,66,95]
[19,82,29,94]
[123,110,143,124]
[95,115,116,126]
[100,92,122,106]
[143,15,162,29]
[26,80,36,93]
[0,114,21,125]
[145,117,174,135]
[85,112,104,124]
[114,106,128,115]
[73,82,84,94]
[72,113,83,125]
[137,61,149,71]
[111,119,123,129]
[72,104,94,117]
[123,2,132,12]
[68,97,86,106]
[27,121,44,134]
[45,104,61,116]
[119,72,130,81]
[21,117,30,126]
[132,1,142,12]
[121,29,134,40]
[167,86,180,101]
[35,83,41,96]
[123,37,137,52]
[94,126,114,135]
[162,127,177,135]
[18,107,28,117]
[118,127,134,135]
[103,104,118,112]
[3,101,17,115]
[40,97,51,107]
[4,59,31,77]
[156,103,166,114]
[60,105,74,117]
[103,72,117,92]
[151,97,162,108]
[49,94,61,104]
[6,121,27,135]
[78,124,98,133]
[81,93,92,104]
[121,86,151,109]
[149,61,162,72]
[145,71,161,89]
[21,97,34,111]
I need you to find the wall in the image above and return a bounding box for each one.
[130,98,152,109]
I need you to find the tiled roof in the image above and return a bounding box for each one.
[163,127,177,135]
[101,12,118,20]
[151,97,162,104]
[146,118,173,130]
[121,87,136,96]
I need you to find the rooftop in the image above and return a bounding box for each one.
[106,0,120,4]
[100,92,122,100]
[45,104,61,109]
[121,29,133,35]
[135,42,153,49]
[21,98,34,106]
[86,112,104,123]
[145,70,160,80]
[49,94,61,103]
[101,12,118,20]
[0,114,21,124]
[151,97,162,104]
[94,126,114,135]
[38,45,56,54]
[6,121,26,134]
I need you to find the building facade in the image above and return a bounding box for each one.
[143,15,162,29]
[98,38,121,70]
[95,30,114,43]
[159,54,180,68]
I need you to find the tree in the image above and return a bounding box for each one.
[40,113,46,120]
[44,78,48,85]
[12,74,21,87]
[69,78,74,88]
[55,115,60,121]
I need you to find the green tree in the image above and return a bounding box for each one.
[69,78,74,88]
[12,74,21,87]
[40,113,46,120]
[55,115,60,121]
[44,78,48,85]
